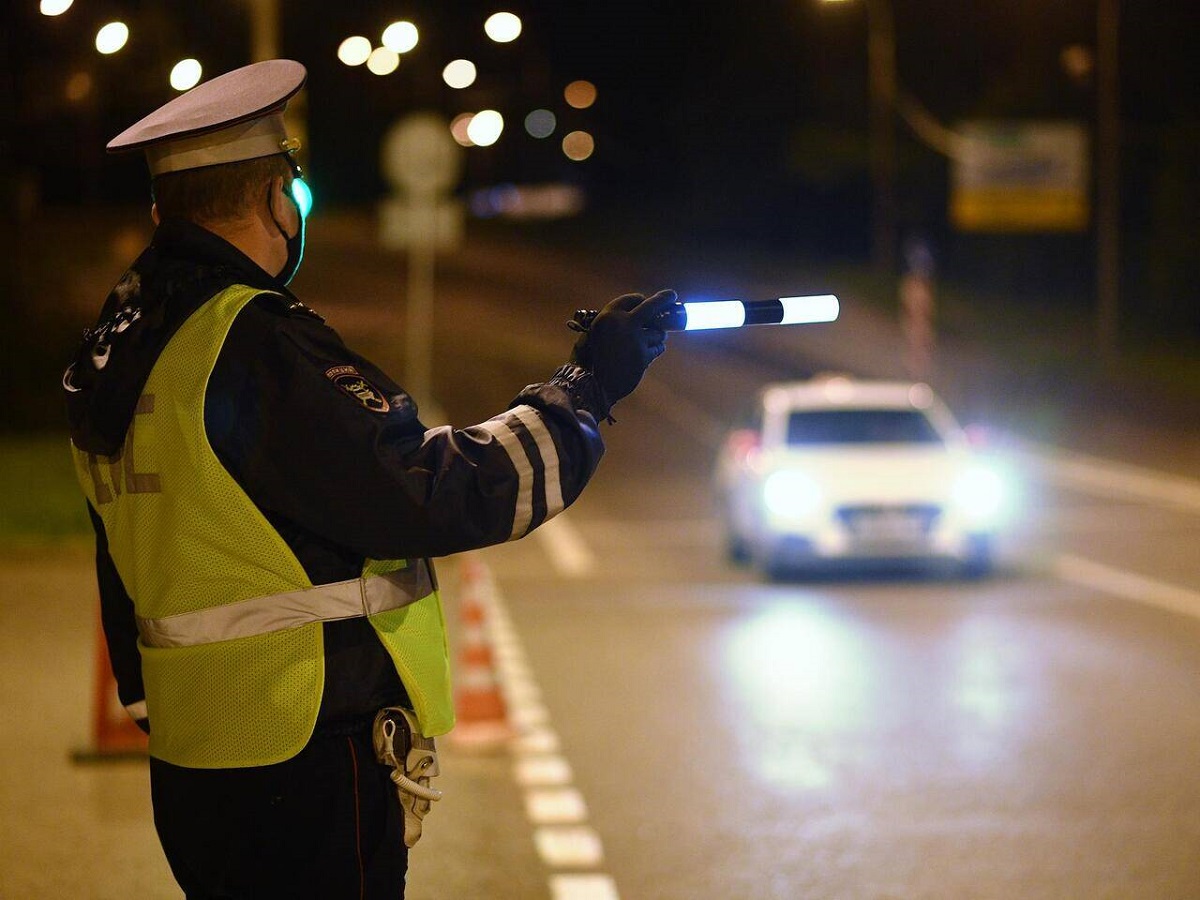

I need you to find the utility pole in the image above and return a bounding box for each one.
[1095,0,1120,361]
[866,0,897,274]
[249,0,280,61]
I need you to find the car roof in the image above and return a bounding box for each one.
[761,376,942,414]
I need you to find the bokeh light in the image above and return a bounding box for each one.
[1060,44,1094,82]
[367,47,400,76]
[95,22,129,55]
[382,21,419,54]
[337,36,372,66]
[39,0,73,16]
[467,110,504,147]
[562,131,595,161]
[524,109,556,139]
[64,71,92,103]
[170,59,202,91]
[442,59,477,89]
[564,80,597,109]
[450,113,476,147]
[484,12,522,43]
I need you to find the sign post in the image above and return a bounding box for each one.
[380,114,464,407]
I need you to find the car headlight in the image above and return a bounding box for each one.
[951,463,1008,527]
[762,470,822,521]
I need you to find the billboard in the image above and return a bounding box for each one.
[951,121,1089,232]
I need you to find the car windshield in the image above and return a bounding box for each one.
[785,409,944,445]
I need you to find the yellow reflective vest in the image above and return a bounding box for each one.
[71,284,454,768]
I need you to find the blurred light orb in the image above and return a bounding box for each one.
[1060,44,1094,82]
[564,80,597,109]
[170,59,203,91]
[65,71,93,103]
[40,0,73,16]
[95,22,129,55]
[442,59,477,89]
[467,109,504,147]
[524,109,556,139]
[382,21,419,54]
[562,130,594,161]
[450,113,476,147]
[484,12,522,43]
[337,36,372,66]
[367,47,400,76]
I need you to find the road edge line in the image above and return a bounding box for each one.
[1054,554,1200,621]
[471,555,623,899]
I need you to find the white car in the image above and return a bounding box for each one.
[715,376,1011,578]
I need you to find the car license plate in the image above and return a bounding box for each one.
[851,510,926,544]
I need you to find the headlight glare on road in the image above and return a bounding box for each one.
[951,463,1008,526]
[762,470,822,522]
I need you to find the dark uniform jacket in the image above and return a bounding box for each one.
[65,219,606,735]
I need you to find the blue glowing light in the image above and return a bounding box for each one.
[290,178,313,219]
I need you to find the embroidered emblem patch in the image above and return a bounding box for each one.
[325,365,391,413]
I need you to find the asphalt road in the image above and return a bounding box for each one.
[304,225,1200,900]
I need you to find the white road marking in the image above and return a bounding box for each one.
[535,513,598,578]
[534,826,606,867]
[514,754,574,787]
[510,701,552,729]
[503,677,543,706]
[1055,554,1200,621]
[550,874,622,900]
[525,787,589,825]
[468,553,620,895]
[511,726,562,756]
[1012,441,1200,514]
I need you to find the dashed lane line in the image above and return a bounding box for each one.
[535,513,598,578]
[470,556,623,900]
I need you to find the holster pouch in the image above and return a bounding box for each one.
[372,707,443,848]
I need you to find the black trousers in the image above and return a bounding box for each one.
[150,721,408,899]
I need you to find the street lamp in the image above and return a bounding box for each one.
[382,21,419,54]
[484,12,522,43]
[170,58,203,91]
[95,21,130,55]
[1095,0,1120,359]
[821,0,897,274]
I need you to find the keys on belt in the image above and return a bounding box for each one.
[372,707,442,848]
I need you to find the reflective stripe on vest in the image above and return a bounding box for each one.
[137,562,434,649]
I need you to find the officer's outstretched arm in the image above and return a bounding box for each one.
[208,292,671,561]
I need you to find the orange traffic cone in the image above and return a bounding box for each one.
[450,555,513,748]
[72,605,148,763]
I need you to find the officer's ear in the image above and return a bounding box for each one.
[151,202,160,226]
[267,175,297,232]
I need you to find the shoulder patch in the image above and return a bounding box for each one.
[325,365,391,413]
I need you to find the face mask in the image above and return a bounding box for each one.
[275,196,305,285]
[272,167,312,286]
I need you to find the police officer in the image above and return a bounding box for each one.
[64,59,674,899]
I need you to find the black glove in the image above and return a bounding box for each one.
[570,289,676,409]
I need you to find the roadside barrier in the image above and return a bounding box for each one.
[450,554,513,748]
[71,606,148,762]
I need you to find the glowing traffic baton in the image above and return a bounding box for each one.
[570,294,840,332]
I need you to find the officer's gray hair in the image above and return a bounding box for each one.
[151,154,292,226]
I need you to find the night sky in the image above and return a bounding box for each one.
[4,1,1199,289]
